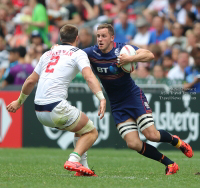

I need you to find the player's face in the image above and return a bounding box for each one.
[97,28,114,53]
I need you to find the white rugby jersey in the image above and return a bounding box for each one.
[34,44,90,105]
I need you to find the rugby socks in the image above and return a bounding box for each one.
[68,152,81,162]
[74,137,90,168]
[158,130,179,147]
[138,142,174,166]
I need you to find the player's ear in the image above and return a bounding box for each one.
[111,35,114,42]
[75,36,79,46]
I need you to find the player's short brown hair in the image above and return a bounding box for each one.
[60,24,78,43]
[97,23,115,36]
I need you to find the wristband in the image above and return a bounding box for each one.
[18,92,29,105]
[95,91,105,101]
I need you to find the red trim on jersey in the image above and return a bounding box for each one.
[97,72,124,80]
[140,89,152,114]
[90,57,117,64]
[114,42,116,48]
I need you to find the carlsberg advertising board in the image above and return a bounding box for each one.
[23,91,200,150]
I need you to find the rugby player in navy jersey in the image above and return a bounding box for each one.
[52,23,193,176]
[79,23,193,176]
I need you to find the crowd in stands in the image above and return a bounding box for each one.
[0,0,200,93]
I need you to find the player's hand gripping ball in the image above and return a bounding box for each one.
[119,45,137,73]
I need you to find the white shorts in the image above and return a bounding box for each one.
[35,100,80,130]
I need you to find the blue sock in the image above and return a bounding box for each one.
[138,142,174,166]
[158,130,178,146]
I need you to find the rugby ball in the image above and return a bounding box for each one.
[119,45,137,73]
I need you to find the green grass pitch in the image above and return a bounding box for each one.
[0,148,200,188]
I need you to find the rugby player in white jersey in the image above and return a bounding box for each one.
[6,24,106,176]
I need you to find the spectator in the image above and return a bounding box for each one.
[148,44,163,69]
[167,50,189,80]
[1,0,16,18]
[167,22,187,49]
[114,11,137,43]
[56,0,95,27]
[153,65,165,79]
[0,5,8,37]
[1,46,34,88]
[35,44,44,62]
[196,0,200,21]
[30,30,48,50]
[171,44,181,64]
[26,0,50,48]
[2,47,19,80]
[193,22,200,43]
[130,16,150,48]
[177,0,197,25]
[183,11,196,34]
[136,63,154,80]
[24,44,37,66]
[184,46,200,92]
[142,9,158,31]
[78,27,96,49]
[9,6,32,48]
[148,16,171,45]
[185,29,197,53]
[86,0,100,19]
[128,0,152,15]
[162,51,174,76]
[0,35,9,80]
[159,40,168,54]
[163,0,179,24]
[147,0,168,11]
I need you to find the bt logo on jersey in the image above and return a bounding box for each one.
[97,67,109,73]
[97,63,120,74]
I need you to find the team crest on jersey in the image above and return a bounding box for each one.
[114,48,120,56]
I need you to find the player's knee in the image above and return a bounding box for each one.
[93,128,98,139]
[75,119,95,135]
[127,140,141,151]
[144,131,159,142]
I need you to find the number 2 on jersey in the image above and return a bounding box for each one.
[45,56,60,73]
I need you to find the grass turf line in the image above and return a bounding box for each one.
[0,148,200,188]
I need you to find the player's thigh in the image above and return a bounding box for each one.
[70,112,97,136]
[50,100,80,128]
[117,118,142,151]
[136,112,160,141]
[35,111,55,128]
[50,100,95,134]
[71,112,89,132]
[116,118,138,138]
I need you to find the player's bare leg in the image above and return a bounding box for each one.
[73,133,98,177]
[142,125,193,158]
[117,118,179,175]
[64,112,98,175]
[74,134,89,168]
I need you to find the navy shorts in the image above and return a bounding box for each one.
[111,89,152,125]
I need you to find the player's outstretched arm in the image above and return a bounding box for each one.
[6,71,39,113]
[82,67,106,119]
[118,49,154,66]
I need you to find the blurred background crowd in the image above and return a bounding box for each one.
[0,0,200,92]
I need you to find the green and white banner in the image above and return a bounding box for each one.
[23,90,200,150]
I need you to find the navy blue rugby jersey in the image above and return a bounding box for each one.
[83,42,140,105]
